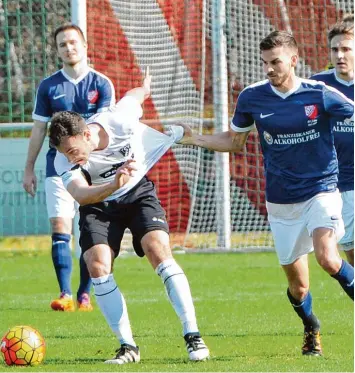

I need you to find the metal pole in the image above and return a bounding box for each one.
[70,0,87,258]
[71,0,87,38]
[211,0,231,249]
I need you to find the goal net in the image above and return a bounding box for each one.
[0,0,353,251]
[85,0,353,250]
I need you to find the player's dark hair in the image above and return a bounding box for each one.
[54,23,86,47]
[328,15,354,43]
[49,111,87,147]
[260,31,298,53]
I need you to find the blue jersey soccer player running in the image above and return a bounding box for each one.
[177,30,354,356]
[23,23,115,312]
[311,16,354,266]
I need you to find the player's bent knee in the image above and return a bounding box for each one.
[83,244,113,278]
[50,217,72,234]
[141,230,172,266]
[289,285,309,301]
[316,254,342,275]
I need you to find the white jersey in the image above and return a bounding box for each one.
[54,96,183,201]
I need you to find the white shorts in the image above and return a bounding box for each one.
[338,190,354,250]
[267,191,344,265]
[45,176,77,219]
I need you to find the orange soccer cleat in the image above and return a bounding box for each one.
[77,293,93,312]
[50,292,75,312]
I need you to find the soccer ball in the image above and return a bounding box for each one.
[1,325,45,366]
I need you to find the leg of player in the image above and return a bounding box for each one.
[338,190,354,267]
[282,255,322,356]
[84,244,139,365]
[76,252,93,311]
[141,230,210,361]
[344,248,354,267]
[46,176,75,311]
[49,217,75,312]
[313,227,354,300]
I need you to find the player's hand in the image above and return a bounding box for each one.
[113,159,137,189]
[143,66,151,97]
[173,122,194,145]
[23,169,37,197]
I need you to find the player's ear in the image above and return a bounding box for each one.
[291,54,298,68]
[84,129,91,142]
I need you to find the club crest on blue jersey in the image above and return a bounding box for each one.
[88,90,99,103]
[305,105,318,126]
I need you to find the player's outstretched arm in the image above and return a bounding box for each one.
[66,160,137,206]
[125,66,151,104]
[23,120,48,196]
[176,122,250,153]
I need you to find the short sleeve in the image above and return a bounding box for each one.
[32,80,52,122]
[96,75,116,111]
[323,84,354,119]
[112,96,143,120]
[231,90,255,132]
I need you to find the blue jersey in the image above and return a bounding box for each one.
[231,78,354,204]
[32,67,115,177]
[310,69,354,192]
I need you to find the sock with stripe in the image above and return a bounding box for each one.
[287,289,320,330]
[51,233,72,295]
[92,274,136,346]
[156,259,199,336]
[331,259,354,300]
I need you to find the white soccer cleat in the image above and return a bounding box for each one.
[104,344,140,364]
[184,332,210,361]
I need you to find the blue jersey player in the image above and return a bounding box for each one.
[177,31,354,357]
[311,16,354,266]
[23,24,115,312]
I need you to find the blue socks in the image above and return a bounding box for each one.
[331,260,354,300]
[77,253,92,300]
[287,289,320,330]
[51,233,72,295]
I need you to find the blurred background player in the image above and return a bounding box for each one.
[310,15,354,266]
[48,69,209,364]
[177,30,354,356]
[22,23,115,311]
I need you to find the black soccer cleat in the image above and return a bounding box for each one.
[302,328,322,356]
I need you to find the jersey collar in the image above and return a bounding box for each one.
[333,69,354,87]
[269,77,302,99]
[60,67,91,85]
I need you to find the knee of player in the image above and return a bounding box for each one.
[84,254,111,278]
[315,252,342,275]
[289,284,309,301]
[88,260,111,278]
[141,231,171,258]
[50,217,72,234]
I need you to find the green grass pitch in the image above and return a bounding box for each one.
[0,251,353,372]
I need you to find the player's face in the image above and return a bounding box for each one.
[261,46,297,89]
[330,34,354,81]
[57,131,91,166]
[56,29,87,67]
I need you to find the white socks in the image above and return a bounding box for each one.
[92,274,136,347]
[155,259,199,335]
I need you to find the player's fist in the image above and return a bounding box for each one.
[114,159,137,189]
[174,122,194,145]
[23,169,37,197]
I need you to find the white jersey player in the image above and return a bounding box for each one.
[49,71,210,365]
